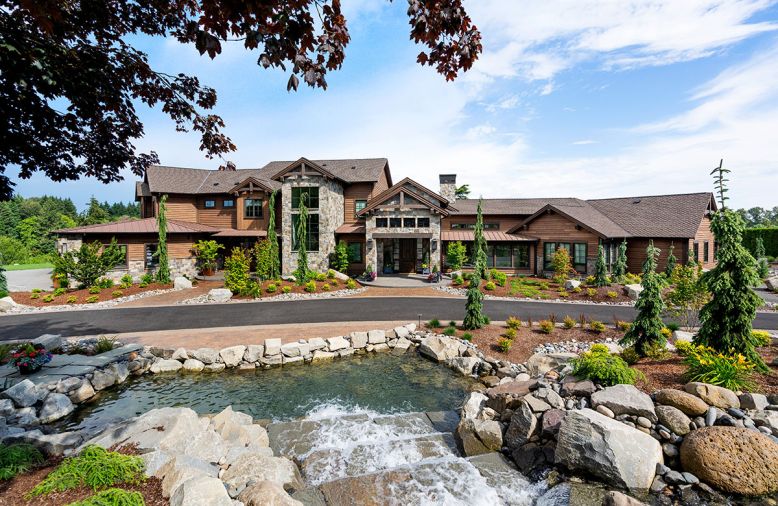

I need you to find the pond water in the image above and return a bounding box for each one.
[59,353,476,431]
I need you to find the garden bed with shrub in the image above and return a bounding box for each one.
[10,275,172,307]
[230,273,361,299]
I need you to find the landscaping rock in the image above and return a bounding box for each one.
[264,338,282,356]
[190,348,219,364]
[541,409,566,438]
[684,382,740,409]
[367,330,386,344]
[765,276,778,292]
[4,429,84,457]
[221,452,303,492]
[563,279,581,290]
[349,332,368,348]
[219,346,246,367]
[56,377,83,394]
[207,288,232,302]
[484,379,538,412]
[311,350,336,363]
[182,359,205,372]
[393,326,410,339]
[526,352,577,376]
[171,347,188,361]
[37,393,74,424]
[504,400,538,450]
[555,408,663,491]
[326,336,349,352]
[173,276,193,290]
[0,398,14,417]
[238,480,303,506]
[3,379,43,407]
[204,363,226,372]
[90,369,117,390]
[603,491,648,506]
[68,381,95,403]
[108,362,130,384]
[591,384,657,422]
[560,377,596,397]
[751,409,778,435]
[671,330,694,343]
[418,335,462,362]
[472,419,502,452]
[739,393,769,411]
[243,345,264,363]
[445,357,480,376]
[151,359,183,373]
[680,426,778,496]
[455,418,490,456]
[307,338,326,351]
[656,405,692,436]
[623,284,643,300]
[655,389,709,416]
[170,476,232,506]
[281,342,309,358]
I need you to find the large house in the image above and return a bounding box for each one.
[55,157,717,280]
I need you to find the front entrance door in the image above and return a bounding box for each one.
[399,239,416,273]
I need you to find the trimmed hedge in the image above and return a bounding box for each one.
[743,227,778,258]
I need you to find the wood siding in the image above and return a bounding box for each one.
[197,194,237,229]
[691,215,716,269]
[374,166,391,195]
[89,233,198,262]
[336,233,366,275]
[165,195,197,222]
[235,191,270,231]
[440,214,529,232]
[625,238,688,274]
[343,183,373,225]
[523,211,600,272]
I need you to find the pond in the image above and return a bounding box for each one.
[58,352,477,431]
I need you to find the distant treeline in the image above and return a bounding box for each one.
[0,196,139,265]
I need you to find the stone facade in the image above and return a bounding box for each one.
[439,174,457,203]
[365,209,442,274]
[281,175,344,275]
[105,258,197,282]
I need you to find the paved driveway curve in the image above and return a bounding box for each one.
[1,297,777,341]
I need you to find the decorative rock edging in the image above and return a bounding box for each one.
[1,288,176,315]
[435,285,635,306]
[177,286,368,305]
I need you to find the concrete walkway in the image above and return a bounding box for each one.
[5,268,53,292]
[361,274,444,288]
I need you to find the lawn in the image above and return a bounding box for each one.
[1,262,53,271]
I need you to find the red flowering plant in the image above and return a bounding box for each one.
[11,343,53,371]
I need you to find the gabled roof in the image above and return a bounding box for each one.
[587,192,715,238]
[270,157,343,182]
[259,158,389,184]
[511,201,629,238]
[449,198,582,216]
[357,177,456,217]
[227,176,275,194]
[54,218,220,235]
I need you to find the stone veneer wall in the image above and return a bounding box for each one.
[365,209,441,274]
[281,175,345,275]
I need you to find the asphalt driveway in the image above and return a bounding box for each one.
[4,268,53,292]
[1,297,777,341]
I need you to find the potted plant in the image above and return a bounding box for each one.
[421,253,430,275]
[383,260,393,274]
[11,343,53,375]
[364,264,377,282]
[192,240,224,276]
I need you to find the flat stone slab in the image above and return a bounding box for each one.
[425,411,460,434]
[44,354,114,368]
[372,412,435,435]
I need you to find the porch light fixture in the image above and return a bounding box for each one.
[367,238,374,249]
[431,239,438,252]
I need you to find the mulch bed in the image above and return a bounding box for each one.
[453,276,634,303]
[11,283,172,307]
[232,277,361,299]
[433,322,626,364]
[0,447,166,506]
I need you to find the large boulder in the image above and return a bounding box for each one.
[684,382,740,409]
[238,480,303,506]
[680,426,778,496]
[623,284,643,300]
[2,379,43,407]
[325,336,349,352]
[38,393,75,424]
[504,400,538,450]
[555,408,663,491]
[150,359,183,374]
[219,346,246,367]
[591,384,657,422]
[221,452,303,492]
[445,357,480,376]
[182,359,205,372]
[173,276,193,290]
[68,381,96,403]
[190,348,219,364]
[564,279,581,290]
[655,405,692,436]
[765,276,778,292]
[418,335,463,362]
[461,392,487,420]
[484,380,538,412]
[526,353,577,377]
[455,418,490,456]
[655,389,709,416]
[207,288,232,302]
[752,410,778,436]
[170,476,232,506]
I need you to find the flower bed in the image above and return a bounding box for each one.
[231,277,360,299]
[447,275,635,304]
[11,282,172,307]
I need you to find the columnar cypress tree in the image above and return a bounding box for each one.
[613,239,628,280]
[473,198,488,279]
[294,196,309,283]
[154,194,170,284]
[463,270,486,330]
[665,243,677,278]
[755,237,769,279]
[620,241,666,356]
[267,190,280,279]
[594,245,609,286]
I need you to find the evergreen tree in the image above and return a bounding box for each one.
[294,196,310,283]
[755,237,769,279]
[333,241,350,273]
[473,198,488,279]
[267,191,280,279]
[463,270,486,330]
[594,245,610,286]
[620,241,666,356]
[154,194,170,284]
[0,263,7,298]
[613,239,628,280]
[665,243,677,278]
[81,196,110,225]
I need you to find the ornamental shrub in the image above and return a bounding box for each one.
[452,275,463,286]
[571,346,643,386]
[0,443,44,480]
[265,283,277,293]
[613,240,628,280]
[97,277,114,289]
[442,327,456,336]
[428,318,441,328]
[620,347,640,365]
[86,295,99,303]
[752,330,771,347]
[606,291,617,299]
[503,328,517,340]
[489,269,507,287]
[55,240,125,288]
[68,488,144,506]
[282,286,292,294]
[30,292,39,299]
[665,244,677,278]
[119,274,133,289]
[558,290,569,298]
[551,247,574,282]
[594,245,610,286]
[315,272,327,282]
[506,316,522,329]
[588,320,606,333]
[321,283,331,292]
[674,340,694,356]
[484,281,496,291]
[585,275,596,285]
[304,281,316,293]
[224,247,252,295]
[140,273,153,285]
[53,287,66,297]
[111,290,123,298]
[683,345,755,391]
[253,239,275,280]
[539,320,554,334]
[463,270,487,330]
[42,294,54,302]
[667,262,709,330]
[563,315,576,329]
[193,239,224,274]
[333,241,349,273]
[446,241,468,271]
[345,279,357,290]
[94,336,116,354]
[586,288,597,297]
[497,338,512,353]
[327,269,336,279]
[461,332,473,342]
[66,295,77,304]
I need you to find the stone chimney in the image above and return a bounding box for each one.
[439,174,457,202]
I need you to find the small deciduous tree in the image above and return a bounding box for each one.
[594,245,610,287]
[293,196,310,283]
[665,243,677,278]
[254,239,274,280]
[473,199,488,280]
[463,271,486,330]
[267,190,280,279]
[333,241,349,273]
[613,240,628,280]
[551,247,574,284]
[446,241,467,271]
[620,241,666,356]
[192,239,223,274]
[56,239,125,288]
[667,262,709,330]
[154,195,170,284]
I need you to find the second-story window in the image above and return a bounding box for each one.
[223,199,234,208]
[403,218,416,228]
[292,187,319,209]
[375,218,388,227]
[417,217,430,228]
[355,200,367,217]
[389,217,402,228]
[204,200,216,208]
[245,198,263,218]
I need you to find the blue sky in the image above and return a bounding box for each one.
[11,0,778,210]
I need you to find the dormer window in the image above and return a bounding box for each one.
[245,198,263,218]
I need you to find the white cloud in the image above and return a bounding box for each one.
[572,139,596,145]
[465,123,497,139]
[485,95,520,112]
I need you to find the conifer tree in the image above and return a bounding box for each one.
[463,270,486,330]
[154,194,170,284]
[695,163,765,371]
[267,190,280,279]
[620,241,666,356]
[613,240,628,280]
[0,263,7,298]
[594,245,610,286]
[473,198,488,279]
[755,237,769,279]
[294,196,309,283]
[665,243,677,278]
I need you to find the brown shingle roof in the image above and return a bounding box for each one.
[54,218,219,235]
[450,198,581,215]
[259,158,388,184]
[587,192,715,238]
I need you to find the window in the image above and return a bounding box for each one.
[513,244,530,268]
[105,244,128,269]
[144,244,158,269]
[292,213,319,251]
[693,242,699,262]
[204,200,216,208]
[573,243,587,270]
[403,218,416,228]
[223,199,234,208]
[703,241,709,262]
[347,242,363,263]
[375,217,388,227]
[543,242,556,270]
[495,245,512,268]
[389,217,402,228]
[451,223,499,230]
[417,217,430,228]
[245,198,263,218]
[292,187,319,208]
[486,245,495,268]
[355,200,367,216]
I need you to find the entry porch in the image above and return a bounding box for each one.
[374,235,436,275]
